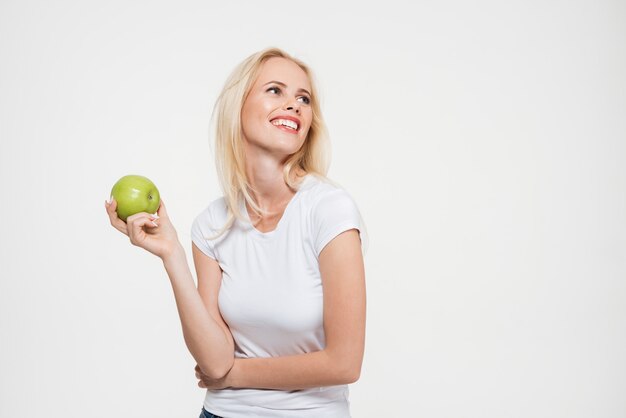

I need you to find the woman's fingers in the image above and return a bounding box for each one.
[126,213,158,244]
[105,198,128,235]
[156,199,167,218]
[194,364,202,379]
[127,211,159,227]
[105,196,178,259]
[194,365,204,387]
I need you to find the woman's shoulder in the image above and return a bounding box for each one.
[300,173,358,210]
[301,174,367,255]
[192,196,229,229]
[198,196,227,214]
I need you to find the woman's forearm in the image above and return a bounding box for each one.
[162,244,234,378]
[228,350,359,391]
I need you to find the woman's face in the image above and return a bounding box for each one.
[241,57,313,159]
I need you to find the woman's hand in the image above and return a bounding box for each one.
[105,197,180,260]
[195,364,234,390]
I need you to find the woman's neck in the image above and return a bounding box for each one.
[244,164,305,212]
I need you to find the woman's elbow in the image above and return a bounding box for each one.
[345,365,361,384]
[329,348,363,384]
[199,357,234,380]
[335,358,362,384]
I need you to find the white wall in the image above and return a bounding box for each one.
[1,1,624,417]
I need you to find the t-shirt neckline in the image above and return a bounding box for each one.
[240,174,313,239]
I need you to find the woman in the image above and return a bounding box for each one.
[105,47,366,418]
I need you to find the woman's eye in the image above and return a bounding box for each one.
[266,87,310,105]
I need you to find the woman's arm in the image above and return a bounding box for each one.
[199,229,366,391]
[163,243,234,379]
[105,198,234,379]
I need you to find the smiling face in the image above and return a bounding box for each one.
[241,57,313,160]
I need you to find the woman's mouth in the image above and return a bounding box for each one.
[270,118,299,133]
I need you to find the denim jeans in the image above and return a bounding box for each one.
[199,407,223,418]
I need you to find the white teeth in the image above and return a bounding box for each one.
[271,119,298,130]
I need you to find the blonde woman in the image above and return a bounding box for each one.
[105,47,366,418]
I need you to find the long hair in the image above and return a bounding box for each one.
[208,47,331,238]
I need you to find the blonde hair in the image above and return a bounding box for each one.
[208,47,331,238]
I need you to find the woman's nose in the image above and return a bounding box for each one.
[284,100,301,114]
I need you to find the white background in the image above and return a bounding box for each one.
[1,1,625,417]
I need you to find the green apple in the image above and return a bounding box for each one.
[110,175,160,222]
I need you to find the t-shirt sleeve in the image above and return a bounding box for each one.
[312,188,363,257]
[190,210,217,261]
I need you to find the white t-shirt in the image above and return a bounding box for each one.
[190,174,363,418]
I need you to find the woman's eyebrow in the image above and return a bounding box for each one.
[263,81,311,97]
